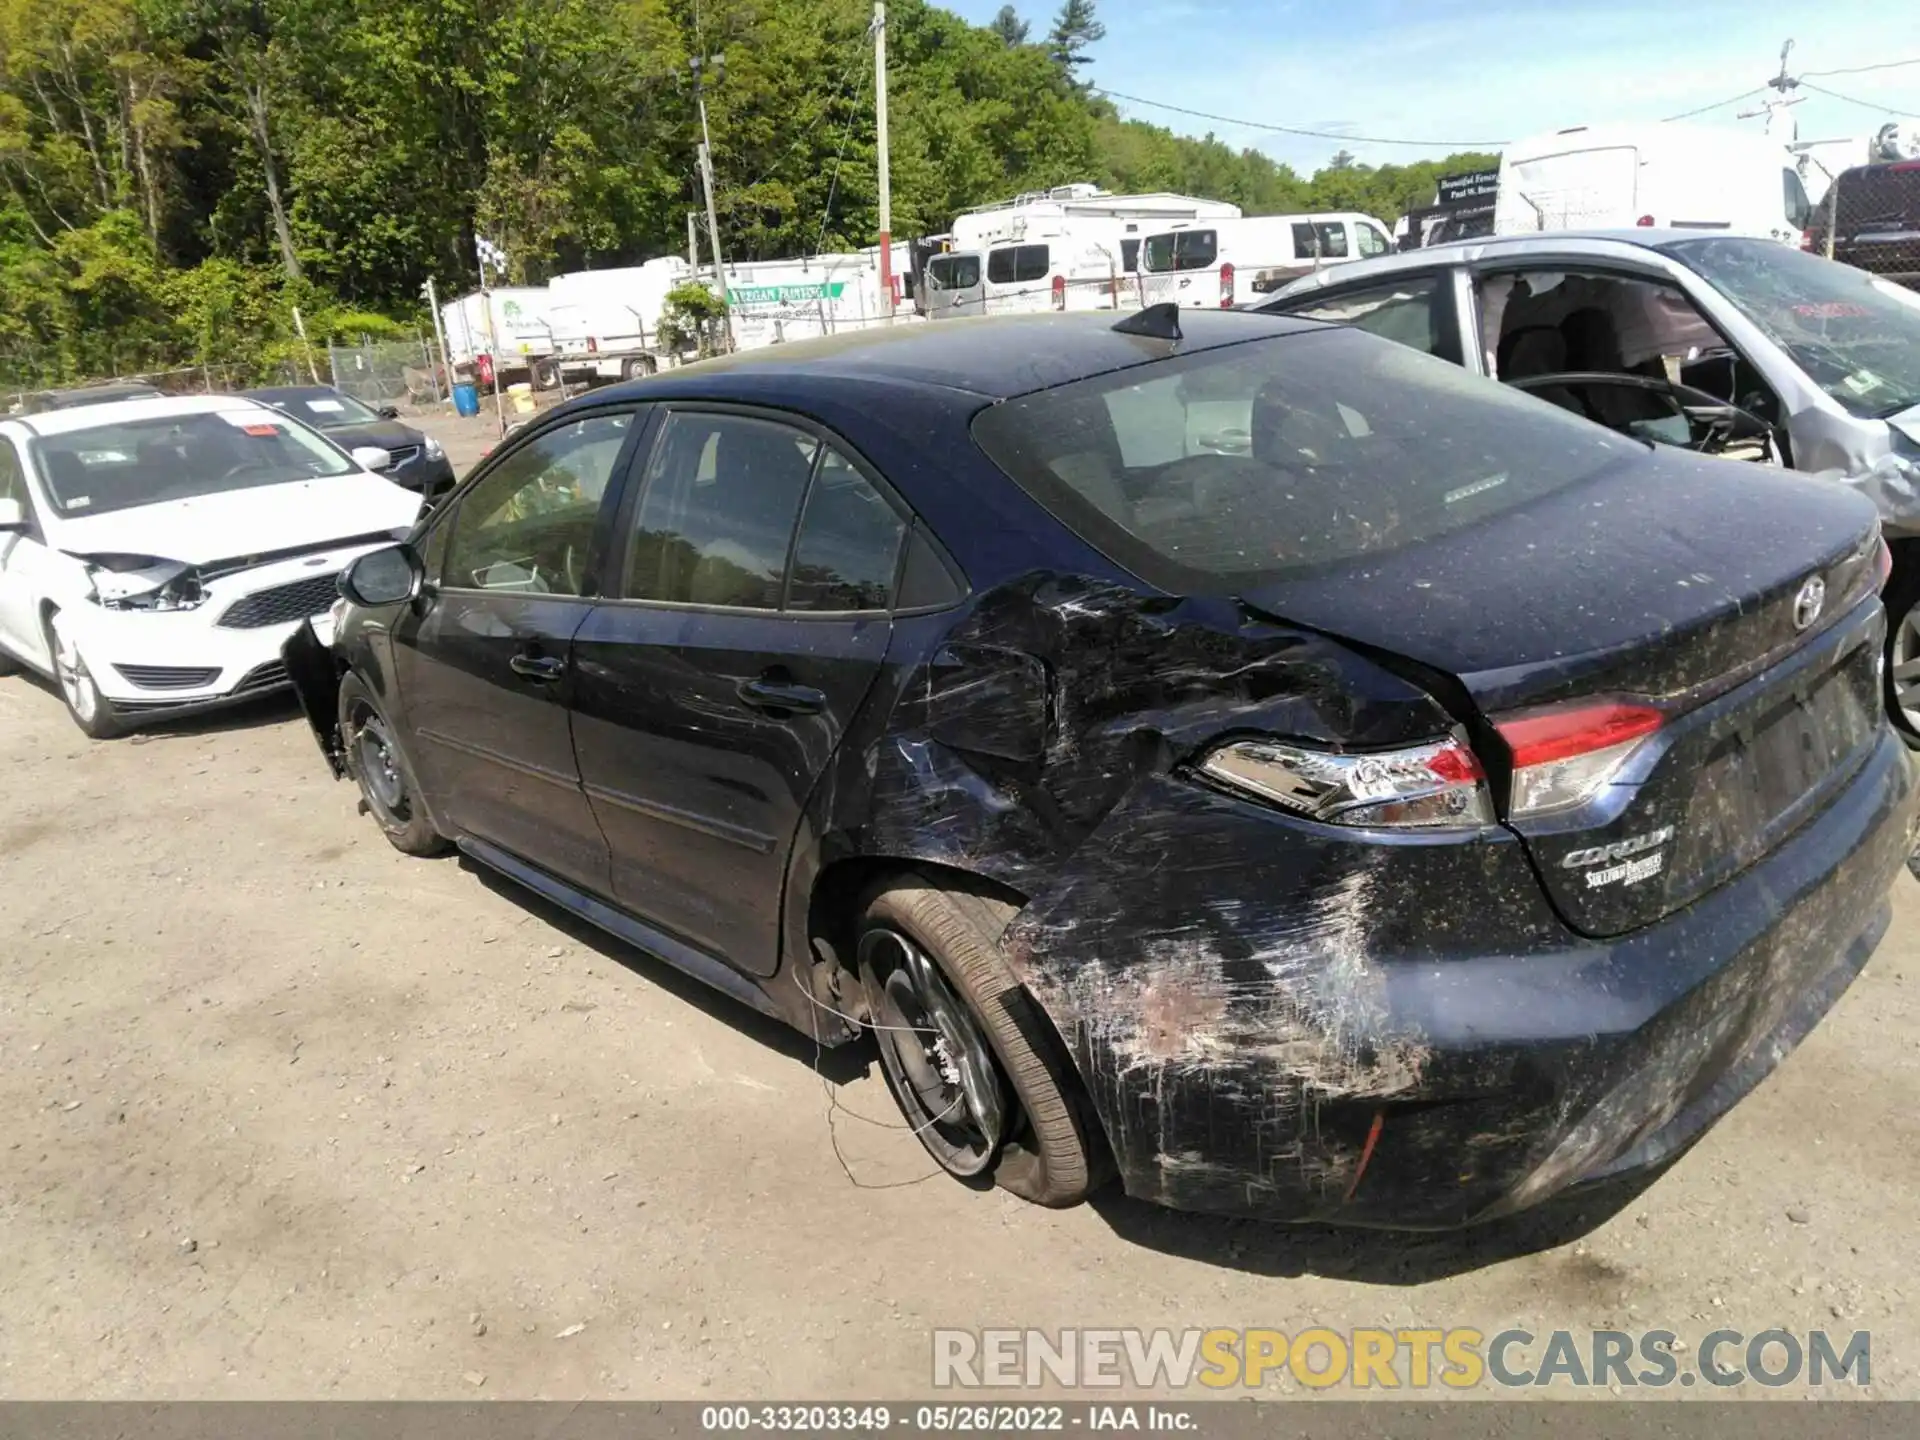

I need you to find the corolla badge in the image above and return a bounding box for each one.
[1792,576,1826,632]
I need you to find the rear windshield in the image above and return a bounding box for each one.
[1664,236,1920,419]
[970,328,1639,591]
[32,411,358,519]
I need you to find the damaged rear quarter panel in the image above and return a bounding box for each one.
[786,568,1565,1219]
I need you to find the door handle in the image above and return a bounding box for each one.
[737,677,827,715]
[509,653,566,682]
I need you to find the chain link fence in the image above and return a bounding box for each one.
[325,337,447,410]
[1808,165,1920,291]
[2,358,317,416]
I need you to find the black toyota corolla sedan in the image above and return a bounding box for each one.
[283,307,1919,1229]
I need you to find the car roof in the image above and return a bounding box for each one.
[1270,229,1730,296]
[242,385,344,402]
[600,309,1328,403]
[14,393,275,438]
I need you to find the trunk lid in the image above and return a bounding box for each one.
[1240,452,1887,936]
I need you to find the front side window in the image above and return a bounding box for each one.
[1660,237,1920,419]
[442,412,632,594]
[1143,231,1217,272]
[31,410,357,519]
[970,328,1638,591]
[1281,277,1446,355]
[624,412,817,609]
[1357,224,1390,258]
[928,254,980,291]
[1782,167,1813,232]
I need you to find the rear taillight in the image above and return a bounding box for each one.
[1198,735,1494,830]
[1051,274,1066,310]
[1220,262,1235,307]
[586,337,598,353]
[1496,701,1663,818]
[1635,214,1656,227]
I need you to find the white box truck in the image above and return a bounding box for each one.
[720,244,916,349]
[548,258,692,383]
[1493,123,1814,245]
[440,286,560,390]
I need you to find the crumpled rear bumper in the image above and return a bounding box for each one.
[1002,731,1918,1230]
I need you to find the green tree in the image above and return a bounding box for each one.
[1045,0,1102,81]
[988,5,1027,45]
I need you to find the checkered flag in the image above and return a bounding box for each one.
[475,235,508,276]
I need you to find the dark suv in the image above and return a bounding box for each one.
[284,310,1917,1229]
[1806,159,1920,289]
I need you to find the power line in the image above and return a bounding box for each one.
[1801,81,1920,120]
[814,46,875,255]
[721,36,872,205]
[1094,88,1508,149]
[1802,56,1920,79]
[1660,87,1767,122]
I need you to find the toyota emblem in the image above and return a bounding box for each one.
[1792,576,1826,632]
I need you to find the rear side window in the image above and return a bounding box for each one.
[969,328,1637,591]
[988,245,1049,284]
[625,412,816,608]
[1280,277,1448,356]
[1143,230,1218,272]
[786,448,907,612]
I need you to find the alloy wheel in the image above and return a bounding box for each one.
[1895,605,1920,736]
[861,926,1007,1178]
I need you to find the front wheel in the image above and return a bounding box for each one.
[1884,562,1920,748]
[340,673,449,856]
[857,876,1106,1207]
[45,611,121,739]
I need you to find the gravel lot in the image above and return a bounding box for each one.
[4,405,1920,1399]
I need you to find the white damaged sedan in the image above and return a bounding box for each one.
[0,394,423,737]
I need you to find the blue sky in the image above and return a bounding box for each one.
[941,0,1919,179]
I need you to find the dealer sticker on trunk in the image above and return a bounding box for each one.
[1584,852,1665,889]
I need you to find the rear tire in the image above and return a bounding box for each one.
[339,672,449,857]
[531,359,561,391]
[620,356,656,382]
[1884,559,1920,748]
[857,875,1106,1207]
[0,644,19,677]
[44,610,121,740]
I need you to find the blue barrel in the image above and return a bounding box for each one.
[453,382,480,417]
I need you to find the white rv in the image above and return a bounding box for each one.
[1493,123,1814,245]
[917,185,1242,319]
[1137,211,1395,307]
[547,258,691,383]
[720,243,915,350]
[440,287,559,388]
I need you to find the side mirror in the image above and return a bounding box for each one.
[0,497,25,533]
[377,405,401,420]
[351,445,395,473]
[338,544,423,608]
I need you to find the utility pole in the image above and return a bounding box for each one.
[687,211,701,270]
[873,1,894,321]
[689,54,735,352]
[1739,39,1804,137]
